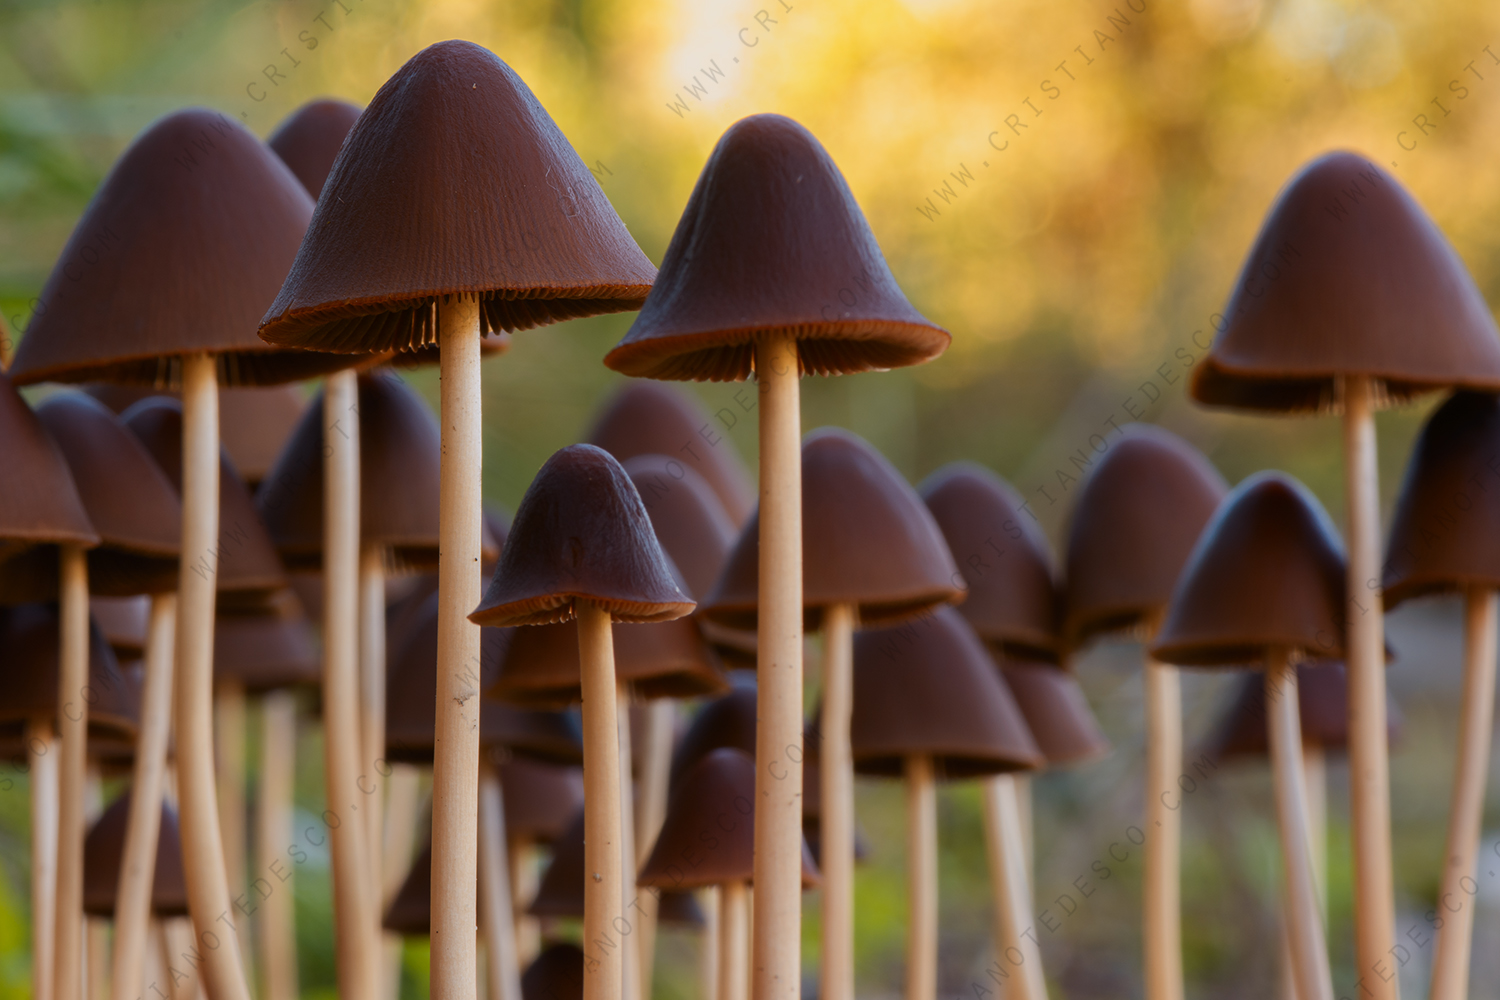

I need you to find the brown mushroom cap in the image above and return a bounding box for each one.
[522,944,585,1000]
[622,455,739,600]
[120,397,287,603]
[83,791,188,917]
[638,749,820,889]
[1063,425,1227,645]
[470,444,694,627]
[1384,392,1500,606]
[997,662,1109,768]
[704,428,962,631]
[215,592,319,693]
[604,114,948,382]
[259,40,656,356]
[500,758,583,843]
[588,383,754,524]
[1204,661,1402,758]
[851,605,1042,778]
[1151,473,1347,668]
[33,392,180,596]
[386,592,582,765]
[920,463,1060,662]
[1191,152,1500,414]
[267,99,362,200]
[91,595,149,659]
[668,675,757,795]
[0,603,139,741]
[384,838,434,935]
[7,109,355,387]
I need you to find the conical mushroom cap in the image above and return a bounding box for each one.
[91,596,149,659]
[622,455,739,600]
[1152,473,1347,668]
[470,444,694,627]
[1205,661,1402,758]
[8,109,355,387]
[33,392,179,596]
[1063,425,1228,644]
[501,758,583,842]
[998,662,1109,768]
[669,674,757,795]
[920,463,1060,661]
[0,603,138,740]
[215,592,319,692]
[386,592,582,764]
[1384,392,1500,605]
[1191,152,1500,414]
[259,40,656,355]
[639,749,820,889]
[605,114,948,381]
[588,383,754,524]
[83,791,189,917]
[851,606,1042,778]
[523,945,585,1000]
[704,428,962,631]
[267,99,362,199]
[120,397,286,602]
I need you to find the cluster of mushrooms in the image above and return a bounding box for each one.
[2,35,1500,1000]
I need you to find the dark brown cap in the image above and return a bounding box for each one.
[0,602,139,740]
[267,99,362,200]
[470,444,694,627]
[1204,661,1402,758]
[704,428,962,631]
[386,592,582,765]
[1191,153,1500,414]
[997,662,1109,768]
[91,596,149,659]
[851,606,1042,778]
[384,839,433,935]
[259,40,656,356]
[83,791,189,917]
[1384,392,1500,606]
[523,944,585,1000]
[8,109,355,387]
[604,114,947,382]
[588,383,754,524]
[1063,425,1227,645]
[622,455,739,600]
[34,392,180,596]
[120,397,286,602]
[657,889,707,927]
[669,674,757,794]
[638,749,820,889]
[215,592,319,692]
[1151,473,1347,668]
[920,463,1060,662]
[257,370,499,572]
[501,758,583,843]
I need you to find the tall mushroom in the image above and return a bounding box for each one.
[1061,424,1226,1000]
[1190,154,1500,997]
[83,791,189,924]
[1153,473,1348,1000]
[604,116,949,1000]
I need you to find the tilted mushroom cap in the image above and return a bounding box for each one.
[215,592,320,692]
[997,662,1110,768]
[1384,392,1500,606]
[0,603,139,740]
[639,749,820,890]
[470,444,694,627]
[386,591,582,765]
[1063,425,1227,645]
[1152,473,1347,668]
[0,371,98,603]
[259,40,656,356]
[588,383,754,524]
[32,392,180,596]
[1191,152,1500,414]
[120,397,286,603]
[622,455,739,600]
[257,370,499,572]
[91,596,149,659]
[267,98,362,200]
[704,428,962,631]
[851,606,1043,778]
[8,109,355,387]
[920,463,1060,662]
[605,114,948,382]
[522,944,586,1000]
[500,758,583,843]
[83,791,189,917]
[669,674,757,795]
[1205,661,1402,759]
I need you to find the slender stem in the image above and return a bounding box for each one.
[617,689,641,1000]
[258,689,300,1000]
[53,543,88,1000]
[478,761,521,1000]
[820,602,856,1000]
[383,764,423,1000]
[509,836,541,969]
[1143,648,1183,1000]
[634,699,675,996]
[30,717,59,1000]
[579,600,624,1000]
[905,755,937,1000]
[718,882,749,1000]
[701,887,721,1000]
[360,543,388,899]
[982,775,1048,1000]
[214,674,250,982]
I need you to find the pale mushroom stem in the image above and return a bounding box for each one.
[31,717,59,1000]
[1340,372,1398,1000]
[617,688,642,1000]
[1143,635,1184,1000]
[176,351,252,1000]
[700,887,721,1000]
[258,688,300,1000]
[1280,744,1328,1000]
[578,599,624,1000]
[1265,647,1334,1000]
[383,764,424,1000]
[509,835,541,968]
[751,331,804,1000]
[112,593,177,1000]
[1429,586,1498,1000]
[820,601,857,1000]
[981,774,1048,1000]
[360,541,388,896]
[634,698,676,997]
[719,881,749,1000]
[432,296,484,1000]
[905,754,937,1000]
[214,674,250,976]
[478,760,522,1000]
[53,543,89,1000]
